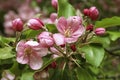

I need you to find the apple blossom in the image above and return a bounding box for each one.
[12,18,23,32]
[27,18,44,30]
[16,40,48,70]
[38,31,54,47]
[56,16,85,43]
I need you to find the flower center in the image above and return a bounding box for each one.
[64,29,71,37]
[24,47,33,55]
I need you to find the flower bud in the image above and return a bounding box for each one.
[50,13,57,22]
[50,62,57,69]
[27,18,44,30]
[86,24,94,31]
[38,32,54,47]
[70,44,76,52]
[94,28,105,35]
[83,8,90,16]
[12,18,23,32]
[51,0,58,10]
[89,6,99,20]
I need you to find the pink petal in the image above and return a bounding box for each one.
[29,53,43,70]
[16,52,29,64]
[33,46,48,57]
[72,25,85,38]
[57,17,67,34]
[53,33,65,46]
[16,40,25,53]
[67,16,82,32]
[65,37,78,43]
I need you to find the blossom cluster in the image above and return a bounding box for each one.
[12,2,105,70]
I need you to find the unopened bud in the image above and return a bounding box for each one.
[27,18,44,30]
[70,44,76,52]
[94,28,105,35]
[38,32,54,47]
[50,62,57,69]
[83,8,90,16]
[86,24,94,31]
[51,0,58,10]
[89,6,99,20]
[12,18,23,32]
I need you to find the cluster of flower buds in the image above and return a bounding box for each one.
[83,6,99,20]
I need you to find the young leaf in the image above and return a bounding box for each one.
[80,44,105,67]
[45,24,58,33]
[0,47,15,59]
[91,36,110,48]
[58,0,76,18]
[95,16,120,28]
[21,29,42,39]
[107,31,120,41]
[21,72,34,80]
[75,68,96,80]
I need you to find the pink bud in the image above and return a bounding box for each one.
[94,28,106,35]
[83,8,90,16]
[27,18,44,30]
[50,13,57,22]
[51,0,58,10]
[70,44,76,52]
[89,7,99,20]
[86,24,94,31]
[38,32,54,47]
[12,18,23,32]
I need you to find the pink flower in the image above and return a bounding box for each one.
[89,6,99,20]
[16,40,48,70]
[56,16,85,43]
[27,18,44,30]
[38,32,54,47]
[94,28,106,35]
[12,18,23,32]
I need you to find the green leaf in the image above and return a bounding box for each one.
[22,29,42,39]
[107,31,120,41]
[58,0,76,18]
[0,36,15,47]
[46,24,58,33]
[91,36,110,48]
[0,47,15,59]
[95,16,120,28]
[81,44,105,67]
[21,72,34,80]
[75,68,96,80]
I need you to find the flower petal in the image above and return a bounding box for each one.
[57,17,67,34]
[72,25,85,38]
[29,53,43,70]
[16,52,29,64]
[16,40,25,53]
[53,33,65,46]
[34,46,48,57]
[65,37,78,43]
